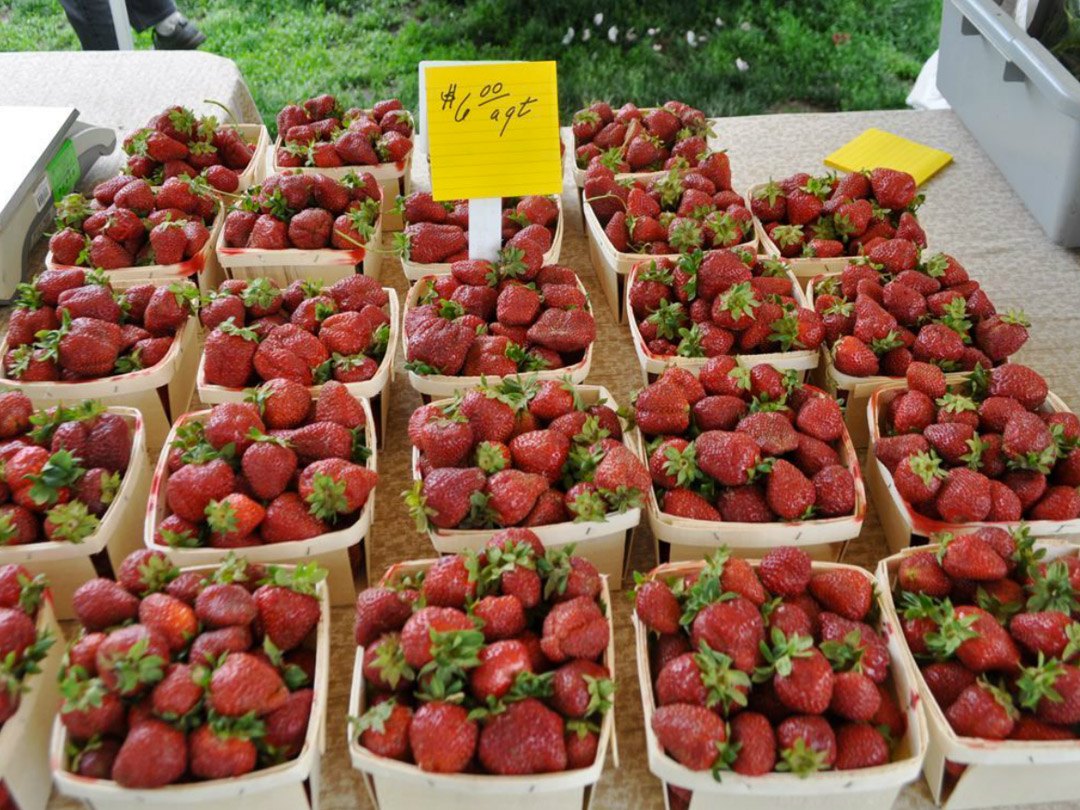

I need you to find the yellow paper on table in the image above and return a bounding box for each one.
[824,128,952,186]
[424,61,562,201]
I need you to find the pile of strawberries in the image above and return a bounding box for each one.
[628,251,824,359]
[873,362,1080,524]
[405,262,595,378]
[353,529,613,774]
[405,376,649,529]
[571,99,712,173]
[639,546,907,787]
[49,174,218,270]
[635,366,857,523]
[121,105,257,192]
[201,275,390,388]
[395,192,560,265]
[0,565,54,726]
[3,272,195,381]
[815,254,1028,379]
[586,163,753,255]
[275,94,412,168]
[893,530,1080,754]
[0,393,133,545]
[155,382,376,549]
[222,170,381,251]
[751,168,926,259]
[59,550,323,787]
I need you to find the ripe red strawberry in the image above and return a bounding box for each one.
[111,719,187,788]
[166,459,235,523]
[696,431,762,487]
[651,703,726,770]
[809,569,871,621]
[776,715,836,773]
[936,468,992,523]
[834,723,890,770]
[354,587,412,647]
[759,547,812,596]
[72,578,139,631]
[209,652,288,716]
[635,579,681,634]
[541,596,608,663]
[765,459,816,520]
[946,681,1016,739]
[662,488,722,520]
[896,550,952,597]
[691,598,764,673]
[795,396,844,443]
[940,532,1008,581]
[195,582,257,629]
[989,364,1048,411]
[261,492,330,543]
[477,698,568,775]
[254,569,322,651]
[833,336,879,377]
[409,701,477,773]
[956,606,1021,673]
[242,440,298,501]
[469,638,530,701]
[830,671,882,722]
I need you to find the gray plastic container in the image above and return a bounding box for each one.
[938,0,1080,246]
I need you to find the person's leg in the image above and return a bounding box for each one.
[127,0,206,49]
[58,0,120,50]
[124,0,175,31]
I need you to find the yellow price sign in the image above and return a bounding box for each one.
[424,61,562,201]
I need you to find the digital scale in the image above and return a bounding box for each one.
[0,106,116,301]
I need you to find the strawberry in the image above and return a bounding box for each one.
[261,492,330,542]
[487,469,548,525]
[696,431,762,487]
[509,430,570,484]
[254,565,323,651]
[945,681,1016,739]
[209,651,288,716]
[988,364,1047,411]
[936,468,992,523]
[651,703,726,770]
[834,723,890,770]
[759,547,812,597]
[354,587,412,647]
[72,578,139,631]
[833,336,879,377]
[166,459,235,523]
[956,606,1021,673]
[477,698,568,775]
[541,596,608,663]
[830,671,882,722]
[940,531,1008,581]
[765,459,816,520]
[776,715,836,774]
[111,719,188,788]
[409,701,477,773]
[95,624,168,696]
[897,551,952,597]
[635,579,681,634]
[869,168,917,210]
[795,396,844,443]
[721,711,776,775]
[690,598,764,673]
[809,569,872,621]
[137,593,196,652]
[1017,658,1080,725]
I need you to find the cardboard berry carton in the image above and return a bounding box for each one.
[0,394,150,618]
[118,103,268,194]
[631,366,866,564]
[806,255,1026,447]
[865,363,1080,554]
[0,567,64,810]
[582,162,756,322]
[46,175,225,291]
[877,537,1080,808]
[348,543,616,810]
[144,386,377,605]
[395,193,564,282]
[748,168,927,288]
[634,550,927,810]
[270,94,414,229]
[195,275,399,445]
[625,250,822,385]
[50,551,329,810]
[402,266,595,400]
[216,170,383,284]
[405,379,646,586]
[569,99,716,188]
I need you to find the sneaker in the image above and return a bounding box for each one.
[152,18,207,50]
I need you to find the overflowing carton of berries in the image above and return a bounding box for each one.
[0,565,56,725]
[350,531,614,783]
[812,253,1028,381]
[633,366,864,555]
[1,272,196,384]
[880,534,1080,806]
[394,192,562,275]
[48,175,219,273]
[585,162,752,256]
[274,95,412,170]
[750,168,926,262]
[120,104,263,192]
[571,99,714,176]
[219,170,381,252]
[870,363,1080,536]
[635,547,924,808]
[406,376,648,533]
[53,551,326,792]
[199,275,392,390]
[149,382,375,553]
[404,263,595,392]
[627,251,823,373]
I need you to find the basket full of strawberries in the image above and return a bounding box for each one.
[145,384,376,604]
[867,362,1080,553]
[878,535,1080,808]
[47,175,221,283]
[632,365,866,562]
[405,377,646,584]
[349,534,615,809]
[51,551,328,807]
[403,262,595,398]
[626,250,823,383]
[748,168,927,284]
[395,192,564,281]
[635,547,926,810]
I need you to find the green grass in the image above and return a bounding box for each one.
[1,0,941,135]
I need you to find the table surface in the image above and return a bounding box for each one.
[15,53,1080,810]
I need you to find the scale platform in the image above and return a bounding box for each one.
[0,106,116,301]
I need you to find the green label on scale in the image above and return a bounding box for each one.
[45,139,80,200]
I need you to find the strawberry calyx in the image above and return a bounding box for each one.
[305,471,350,521]
[208,708,266,741]
[403,480,436,533]
[754,628,813,682]
[695,642,749,714]
[567,488,607,522]
[26,450,85,507]
[261,637,311,690]
[367,634,415,690]
[351,697,396,734]
[59,670,109,712]
[911,451,947,488]
[218,317,260,343]
[1026,560,1080,614]
[102,636,166,694]
[777,737,831,776]
[260,562,327,597]
[45,501,100,543]
[770,224,804,248]
[417,627,484,702]
[645,299,685,341]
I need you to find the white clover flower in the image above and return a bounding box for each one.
[740,21,751,31]
[593,12,603,25]
[625,27,637,42]
[607,25,618,42]
[647,27,658,35]
[715,17,725,27]
[582,27,591,41]
[735,57,749,72]
[686,30,697,47]
[652,43,662,51]
[562,26,575,45]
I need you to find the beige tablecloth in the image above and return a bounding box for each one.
[12,52,1079,810]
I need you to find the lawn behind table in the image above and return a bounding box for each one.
[0,0,941,133]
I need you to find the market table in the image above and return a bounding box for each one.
[10,52,1079,810]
